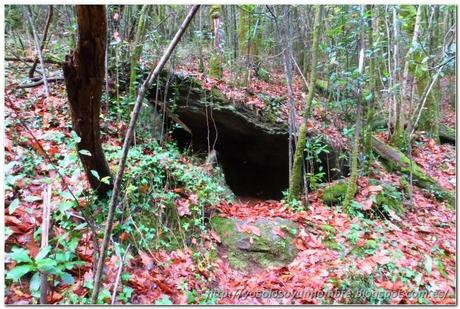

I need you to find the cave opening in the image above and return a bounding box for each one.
[172,112,290,200]
[169,109,348,200]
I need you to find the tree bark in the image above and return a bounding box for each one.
[288,5,321,201]
[210,5,223,79]
[90,5,200,303]
[343,5,366,211]
[63,6,112,198]
[128,4,150,98]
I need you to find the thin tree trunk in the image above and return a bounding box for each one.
[401,5,422,126]
[26,6,50,96]
[288,5,321,201]
[63,6,112,197]
[343,5,366,211]
[364,5,376,173]
[90,5,200,303]
[128,4,150,98]
[390,5,404,147]
[281,5,295,186]
[210,5,223,78]
[29,5,53,78]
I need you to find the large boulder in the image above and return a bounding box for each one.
[210,216,298,271]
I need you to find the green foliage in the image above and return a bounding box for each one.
[338,271,390,304]
[6,246,83,299]
[155,295,173,305]
[346,181,404,220]
[305,136,330,190]
[107,141,232,251]
[5,5,22,30]
[321,181,348,205]
[209,53,223,79]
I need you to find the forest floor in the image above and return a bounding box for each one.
[4,62,456,304]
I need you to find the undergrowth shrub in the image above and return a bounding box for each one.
[106,141,233,251]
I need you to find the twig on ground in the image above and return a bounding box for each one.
[40,185,52,304]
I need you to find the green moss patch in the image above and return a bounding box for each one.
[210,216,298,271]
[322,181,348,205]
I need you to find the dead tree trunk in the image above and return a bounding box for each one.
[371,135,455,208]
[63,6,112,198]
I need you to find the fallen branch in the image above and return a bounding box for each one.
[5,56,62,65]
[439,124,455,145]
[26,6,50,96]
[90,5,200,303]
[40,185,52,304]
[18,76,64,89]
[110,244,131,304]
[371,135,455,208]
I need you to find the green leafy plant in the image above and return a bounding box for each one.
[6,246,83,299]
[304,136,330,190]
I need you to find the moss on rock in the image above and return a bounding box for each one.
[321,181,348,205]
[210,216,298,271]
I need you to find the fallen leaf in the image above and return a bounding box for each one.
[240,225,261,236]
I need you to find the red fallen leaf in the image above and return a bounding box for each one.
[26,241,40,258]
[376,280,394,290]
[5,136,12,152]
[239,225,261,236]
[154,280,175,295]
[5,215,22,226]
[47,292,63,303]
[373,255,392,265]
[273,226,286,239]
[294,238,306,250]
[368,185,383,192]
[172,188,186,197]
[362,198,374,211]
[119,232,130,242]
[139,250,155,271]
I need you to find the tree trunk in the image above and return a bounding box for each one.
[390,5,405,148]
[288,5,321,201]
[363,5,376,173]
[29,5,53,78]
[63,5,112,198]
[418,6,441,142]
[210,5,223,79]
[371,136,454,208]
[439,124,455,145]
[128,4,150,98]
[343,5,366,211]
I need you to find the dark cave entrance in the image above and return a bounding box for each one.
[172,111,290,200]
[170,109,348,200]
